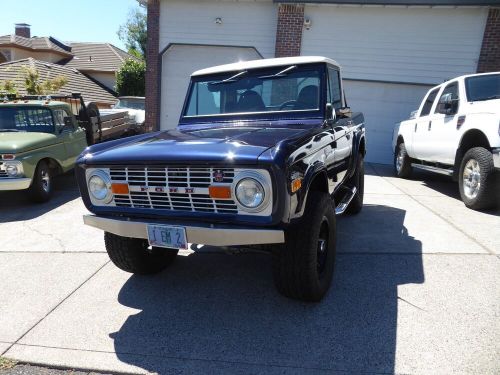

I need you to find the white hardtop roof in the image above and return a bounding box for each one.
[192,56,340,77]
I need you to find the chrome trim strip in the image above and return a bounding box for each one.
[411,163,453,176]
[0,178,32,191]
[335,186,357,215]
[83,215,285,246]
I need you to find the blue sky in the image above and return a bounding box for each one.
[0,0,141,50]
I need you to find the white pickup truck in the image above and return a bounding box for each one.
[392,72,500,210]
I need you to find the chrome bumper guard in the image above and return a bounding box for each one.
[83,215,285,246]
[0,178,32,191]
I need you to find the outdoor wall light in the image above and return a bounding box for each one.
[304,18,312,30]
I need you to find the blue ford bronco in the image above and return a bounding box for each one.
[76,56,366,301]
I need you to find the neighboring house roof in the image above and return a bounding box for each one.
[0,58,117,105]
[275,0,499,4]
[0,35,72,57]
[64,43,140,73]
[192,56,340,76]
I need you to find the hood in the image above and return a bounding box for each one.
[84,124,315,165]
[0,132,59,154]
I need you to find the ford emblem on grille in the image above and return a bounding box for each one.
[213,170,225,182]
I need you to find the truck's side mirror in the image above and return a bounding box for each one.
[336,106,352,118]
[326,103,335,122]
[60,116,74,133]
[436,93,459,115]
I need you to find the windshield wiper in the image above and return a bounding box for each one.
[209,70,248,85]
[258,65,297,79]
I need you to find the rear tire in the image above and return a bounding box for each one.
[458,147,497,210]
[272,192,337,302]
[104,232,178,274]
[346,156,364,214]
[394,142,412,178]
[28,161,52,203]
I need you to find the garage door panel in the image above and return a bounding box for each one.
[161,45,261,130]
[344,80,430,164]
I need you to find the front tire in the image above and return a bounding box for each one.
[104,232,178,274]
[458,147,497,210]
[28,160,52,203]
[272,192,337,302]
[394,142,412,178]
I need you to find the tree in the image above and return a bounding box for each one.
[21,66,68,95]
[118,7,147,59]
[116,59,145,96]
[0,80,18,95]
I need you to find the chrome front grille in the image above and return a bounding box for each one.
[0,162,8,178]
[109,166,238,214]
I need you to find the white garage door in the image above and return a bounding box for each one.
[343,80,430,164]
[301,4,488,164]
[161,44,262,130]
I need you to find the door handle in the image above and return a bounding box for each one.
[428,121,432,131]
[414,123,417,132]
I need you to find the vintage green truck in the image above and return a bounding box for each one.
[0,95,141,202]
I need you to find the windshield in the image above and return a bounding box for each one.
[115,99,145,110]
[0,107,55,133]
[183,65,322,118]
[465,74,500,102]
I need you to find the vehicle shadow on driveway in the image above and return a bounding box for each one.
[0,171,80,223]
[110,205,424,374]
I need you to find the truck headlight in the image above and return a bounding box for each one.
[235,178,265,209]
[87,170,112,203]
[3,161,23,177]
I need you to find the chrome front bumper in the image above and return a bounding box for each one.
[0,178,32,191]
[493,148,500,169]
[83,215,285,246]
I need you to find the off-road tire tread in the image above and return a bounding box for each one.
[458,147,497,210]
[272,193,336,302]
[104,232,178,275]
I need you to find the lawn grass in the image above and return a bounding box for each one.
[0,357,17,370]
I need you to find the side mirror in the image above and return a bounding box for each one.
[336,106,352,118]
[59,117,74,133]
[436,93,458,115]
[326,103,335,122]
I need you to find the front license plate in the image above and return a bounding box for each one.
[147,225,187,249]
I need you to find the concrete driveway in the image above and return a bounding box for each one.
[0,164,499,375]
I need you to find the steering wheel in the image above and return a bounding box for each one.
[279,100,297,110]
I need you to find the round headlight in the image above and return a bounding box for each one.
[6,164,20,177]
[89,174,110,201]
[236,178,265,209]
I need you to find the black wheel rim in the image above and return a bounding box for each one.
[317,217,330,275]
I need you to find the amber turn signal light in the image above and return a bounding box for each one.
[209,185,231,199]
[291,178,302,193]
[111,183,129,195]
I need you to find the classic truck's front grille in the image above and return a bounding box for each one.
[109,166,238,214]
[0,162,8,178]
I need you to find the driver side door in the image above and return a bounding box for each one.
[54,109,88,168]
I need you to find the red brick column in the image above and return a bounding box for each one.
[145,0,160,132]
[477,7,500,73]
[275,3,305,58]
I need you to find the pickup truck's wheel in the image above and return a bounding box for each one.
[104,232,178,274]
[394,142,412,178]
[459,147,497,210]
[28,160,52,203]
[272,192,336,302]
[346,155,364,215]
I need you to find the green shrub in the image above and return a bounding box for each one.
[116,59,145,96]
